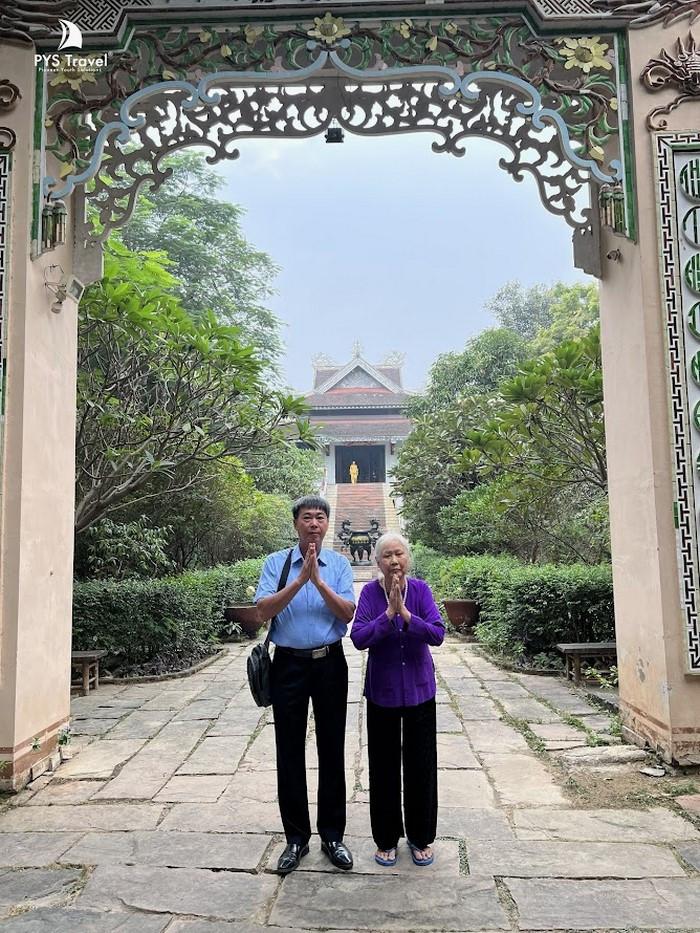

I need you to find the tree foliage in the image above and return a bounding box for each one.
[464,327,606,492]
[76,239,310,532]
[395,281,607,563]
[410,329,528,417]
[485,281,556,341]
[121,151,281,362]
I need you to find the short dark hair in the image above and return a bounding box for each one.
[292,495,330,520]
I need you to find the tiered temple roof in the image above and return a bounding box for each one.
[305,348,413,443]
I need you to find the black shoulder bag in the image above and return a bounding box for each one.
[247,549,293,707]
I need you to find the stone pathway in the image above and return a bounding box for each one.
[2,641,700,931]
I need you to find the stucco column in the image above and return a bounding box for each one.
[0,43,78,789]
[599,22,700,764]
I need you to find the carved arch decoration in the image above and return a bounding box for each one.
[31,6,632,267]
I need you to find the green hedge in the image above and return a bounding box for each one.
[417,551,614,661]
[73,559,265,669]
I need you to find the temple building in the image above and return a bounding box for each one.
[304,344,413,486]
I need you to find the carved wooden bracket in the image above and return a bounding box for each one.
[0,0,73,45]
[641,32,700,129]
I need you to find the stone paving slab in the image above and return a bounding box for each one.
[158,800,282,833]
[267,836,461,876]
[61,830,270,870]
[0,833,82,867]
[479,754,568,807]
[461,720,529,752]
[507,877,700,929]
[177,735,256,775]
[514,807,700,841]
[72,707,126,720]
[468,840,687,877]
[0,907,171,931]
[172,700,229,721]
[26,780,105,806]
[56,739,145,780]
[528,723,588,743]
[437,807,515,840]
[453,697,502,721]
[435,705,463,733]
[676,841,700,870]
[676,793,700,815]
[77,864,279,921]
[496,698,561,723]
[167,923,305,933]
[0,867,83,915]
[106,710,176,739]
[71,719,118,736]
[269,873,509,930]
[437,733,481,769]
[0,804,163,833]
[438,770,496,808]
[94,722,209,798]
[555,745,647,767]
[155,774,231,802]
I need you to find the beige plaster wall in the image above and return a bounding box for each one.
[0,43,78,786]
[599,22,700,764]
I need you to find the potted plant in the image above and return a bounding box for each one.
[442,598,480,636]
[224,585,264,639]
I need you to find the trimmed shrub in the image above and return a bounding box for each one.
[411,543,448,583]
[416,552,614,662]
[73,558,265,671]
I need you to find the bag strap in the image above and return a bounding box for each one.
[266,548,294,647]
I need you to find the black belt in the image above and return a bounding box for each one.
[276,640,342,660]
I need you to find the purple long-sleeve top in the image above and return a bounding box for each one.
[350,577,445,708]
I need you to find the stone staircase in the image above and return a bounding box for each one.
[327,483,402,581]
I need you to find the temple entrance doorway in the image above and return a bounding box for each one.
[336,445,386,484]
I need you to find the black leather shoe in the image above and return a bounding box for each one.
[277,842,309,875]
[321,839,353,870]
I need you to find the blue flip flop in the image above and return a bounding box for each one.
[407,841,434,866]
[374,848,397,866]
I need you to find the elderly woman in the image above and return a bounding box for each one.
[350,533,444,867]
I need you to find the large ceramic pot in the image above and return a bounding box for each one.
[442,599,479,636]
[224,605,263,638]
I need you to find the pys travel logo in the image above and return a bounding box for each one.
[35,19,109,72]
[57,19,83,51]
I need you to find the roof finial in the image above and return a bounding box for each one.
[351,339,363,358]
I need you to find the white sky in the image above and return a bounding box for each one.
[217,131,591,393]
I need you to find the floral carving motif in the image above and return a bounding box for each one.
[556,37,613,73]
[307,13,351,46]
[641,33,700,129]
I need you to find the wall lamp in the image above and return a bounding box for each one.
[325,119,344,143]
[44,264,85,314]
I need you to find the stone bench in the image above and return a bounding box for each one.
[556,641,617,685]
[71,650,107,696]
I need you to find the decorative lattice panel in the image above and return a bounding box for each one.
[656,132,700,674]
[63,0,154,33]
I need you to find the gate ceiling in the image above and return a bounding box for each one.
[4,0,695,271]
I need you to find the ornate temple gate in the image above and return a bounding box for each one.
[0,0,699,786]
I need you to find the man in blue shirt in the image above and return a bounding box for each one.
[256,494,355,874]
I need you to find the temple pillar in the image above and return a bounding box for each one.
[598,22,700,764]
[0,43,79,788]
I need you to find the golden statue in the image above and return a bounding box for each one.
[349,461,359,484]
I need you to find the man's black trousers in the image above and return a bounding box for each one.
[366,696,438,851]
[271,645,348,846]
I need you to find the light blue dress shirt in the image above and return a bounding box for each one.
[255,544,355,649]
